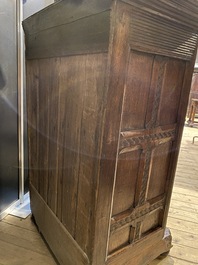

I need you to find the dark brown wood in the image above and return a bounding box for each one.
[23,0,111,34]
[107,228,172,265]
[26,60,39,191]
[23,11,111,60]
[24,0,198,265]
[30,184,89,265]
[47,58,60,213]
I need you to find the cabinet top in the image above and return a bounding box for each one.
[23,0,198,32]
[23,0,111,35]
[23,0,198,60]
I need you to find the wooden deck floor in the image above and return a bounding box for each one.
[150,124,198,265]
[0,125,198,265]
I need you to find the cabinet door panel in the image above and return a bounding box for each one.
[157,59,186,126]
[121,51,154,131]
[112,150,141,216]
[109,49,185,254]
[147,142,172,201]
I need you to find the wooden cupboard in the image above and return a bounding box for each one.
[23,1,198,264]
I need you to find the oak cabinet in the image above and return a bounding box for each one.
[23,1,198,264]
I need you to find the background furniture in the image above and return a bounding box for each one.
[23,1,198,264]
[187,70,198,117]
[188,99,198,126]
[193,136,198,144]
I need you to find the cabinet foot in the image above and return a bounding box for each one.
[157,228,172,260]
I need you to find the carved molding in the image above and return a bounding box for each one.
[134,222,142,241]
[119,127,175,153]
[111,198,165,233]
[146,60,166,129]
[138,148,152,205]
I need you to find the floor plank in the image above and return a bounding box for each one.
[169,199,198,213]
[172,186,198,198]
[0,221,52,256]
[0,240,57,265]
[168,208,198,223]
[167,217,198,237]
[0,216,57,265]
[170,192,198,205]
[170,244,198,264]
[2,215,37,232]
[150,125,198,265]
[170,228,198,249]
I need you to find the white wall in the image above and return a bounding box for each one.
[23,0,54,19]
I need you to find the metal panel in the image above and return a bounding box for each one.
[0,0,19,214]
[23,0,54,19]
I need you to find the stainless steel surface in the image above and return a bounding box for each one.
[0,0,19,214]
[0,192,30,220]
[17,0,25,204]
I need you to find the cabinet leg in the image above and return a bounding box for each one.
[158,250,170,260]
[31,213,36,224]
[31,214,40,232]
[157,228,172,260]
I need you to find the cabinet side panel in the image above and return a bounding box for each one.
[27,58,61,211]
[27,53,108,259]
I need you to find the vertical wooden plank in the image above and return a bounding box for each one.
[75,53,108,256]
[47,57,60,213]
[37,59,50,201]
[55,63,66,220]
[58,56,85,236]
[26,60,39,191]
